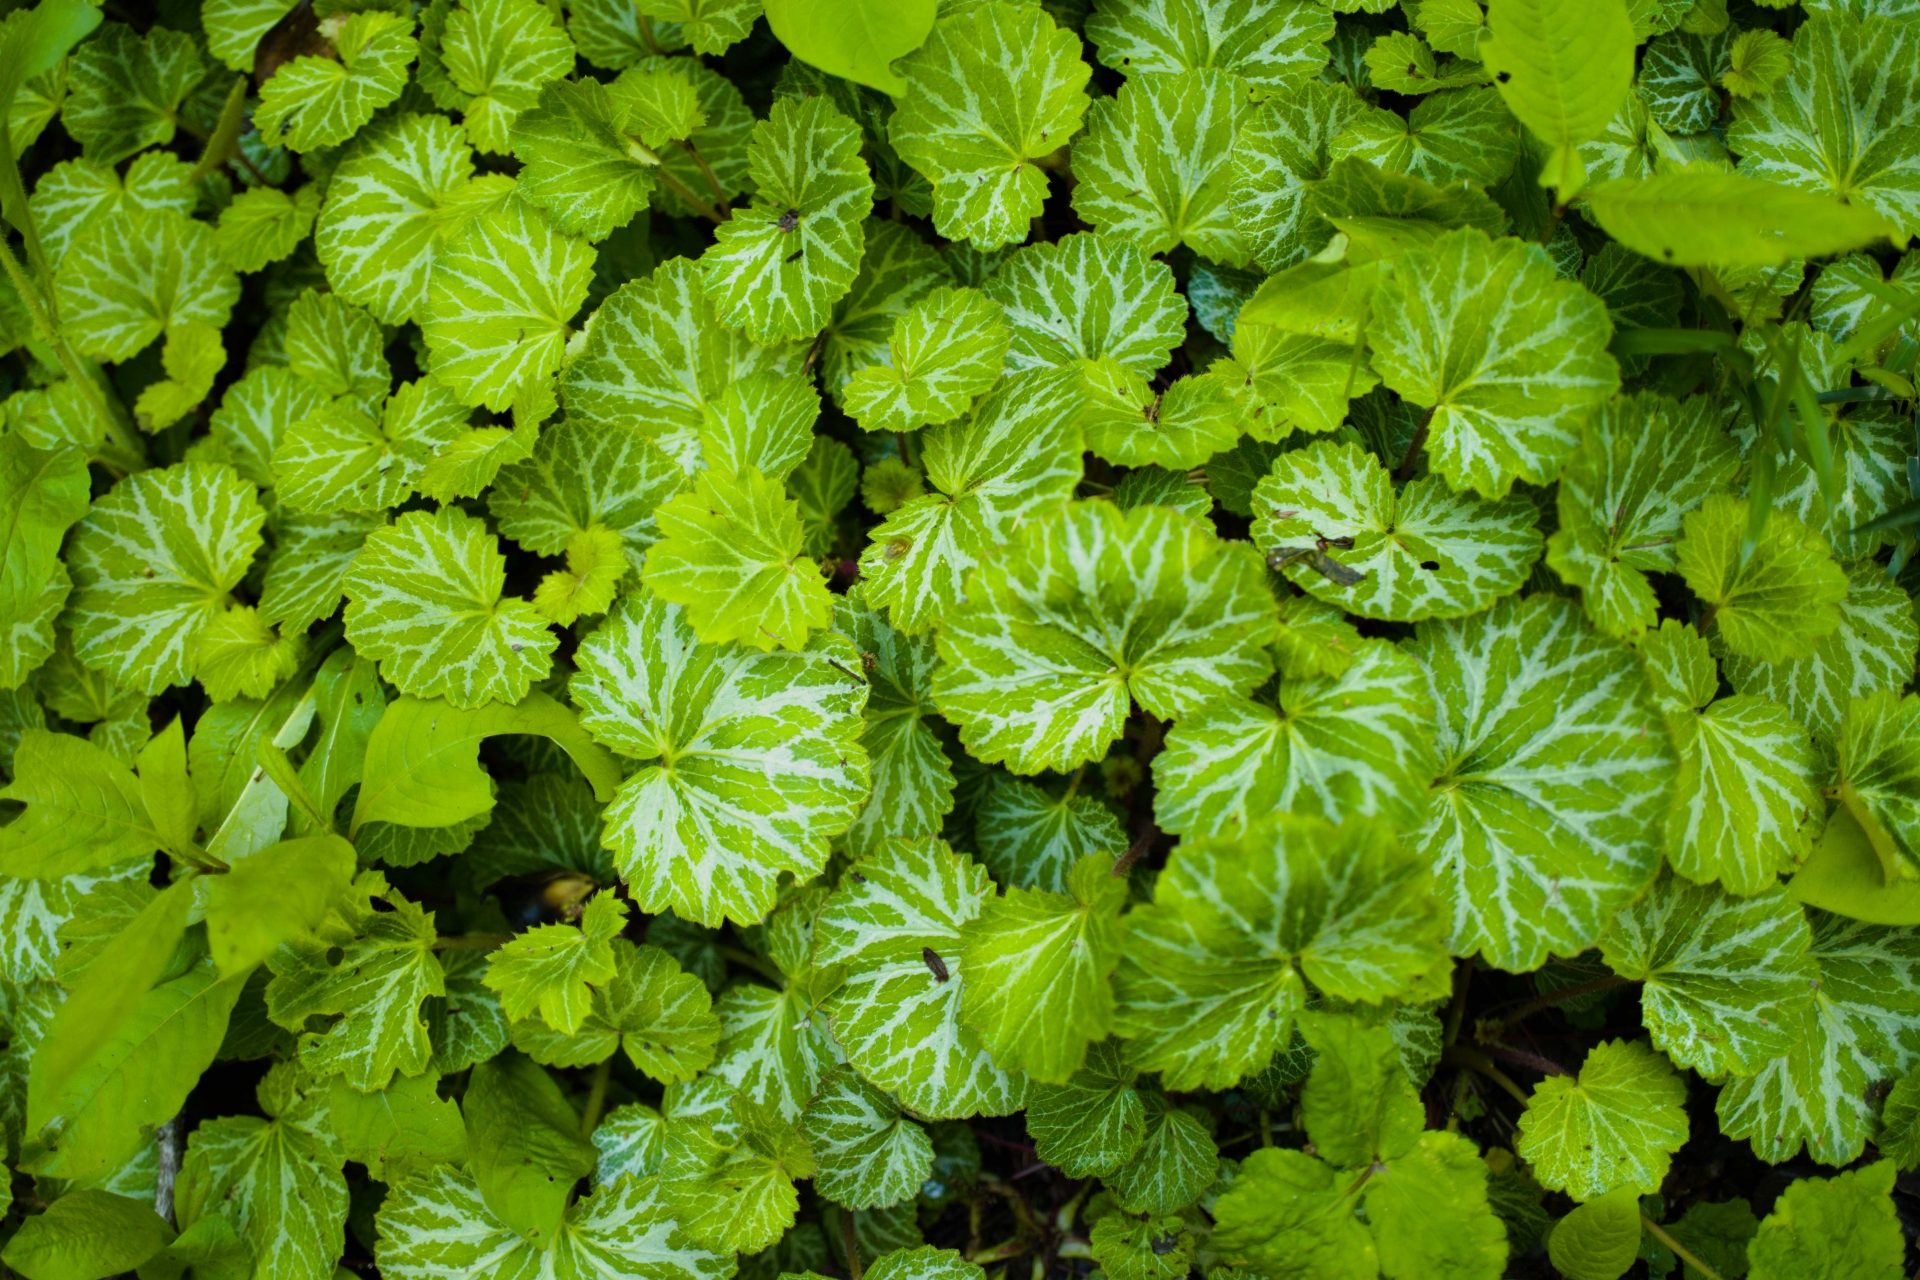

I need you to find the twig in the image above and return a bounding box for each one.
[1442,956,1474,1047]
[1475,1041,1571,1078]
[1442,1044,1531,1106]
[1486,973,1632,1028]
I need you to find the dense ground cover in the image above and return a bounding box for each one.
[3,0,1920,1277]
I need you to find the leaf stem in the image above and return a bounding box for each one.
[654,166,726,224]
[678,137,729,210]
[188,76,251,184]
[1442,956,1474,1047]
[1441,1044,1531,1106]
[720,944,787,985]
[1641,1215,1728,1280]
[843,1209,864,1280]
[1393,406,1434,483]
[1487,973,1632,1028]
[0,235,145,471]
[580,1057,611,1136]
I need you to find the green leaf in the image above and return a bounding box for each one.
[376,1162,736,1280]
[1230,79,1367,271]
[315,112,479,326]
[1075,362,1241,471]
[1211,315,1381,443]
[29,152,194,272]
[832,587,955,860]
[817,218,949,401]
[1023,1039,1144,1177]
[1640,622,1822,896]
[986,232,1188,378]
[890,3,1091,249]
[349,691,620,832]
[974,775,1123,894]
[133,323,226,433]
[626,54,756,218]
[1832,690,1920,879]
[814,836,1027,1118]
[327,1069,467,1183]
[766,0,935,96]
[66,462,264,696]
[1515,1039,1688,1201]
[1676,494,1848,663]
[1210,1146,1377,1278]
[658,1092,817,1253]
[1368,226,1620,499]
[0,1189,174,1280]
[255,11,416,152]
[61,22,205,165]
[1726,14,1920,240]
[798,1064,933,1210]
[1071,69,1251,262]
[1104,1090,1219,1215]
[562,257,806,471]
[213,184,319,274]
[1152,636,1440,838]
[490,417,685,565]
[25,960,246,1182]
[1085,0,1333,98]
[208,364,330,489]
[0,728,161,879]
[856,369,1083,636]
[569,589,870,927]
[205,835,357,977]
[1640,30,1733,135]
[700,95,874,344]
[1329,87,1521,190]
[1748,1160,1903,1280]
[202,0,297,71]
[433,948,512,1074]
[843,285,1008,434]
[175,1064,348,1280]
[1722,559,1919,740]
[135,1212,251,1280]
[422,197,593,410]
[1407,593,1677,972]
[639,0,759,56]
[957,854,1126,1083]
[1600,872,1817,1078]
[465,1051,598,1246]
[1547,393,1741,636]
[55,208,241,363]
[0,434,87,687]
[708,901,841,1121]
[341,506,557,709]
[257,511,384,637]
[439,0,577,153]
[273,378,471,515]
[484,890,627,1034]
[510,77,671,241]
[592,1101,666,1186]
[466,772,617,892]
[265,876,445,1091]
[1115,817,1447,1091]
[1252,439,1542,622]
[1480,0,1635,197]
[933,502,1274,774]
[1583,170,1899,268]
[512,939,721,1082]
[1363,1130,1510,1280]
[644,465,834,652]
[1547,1186,1642,1280]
